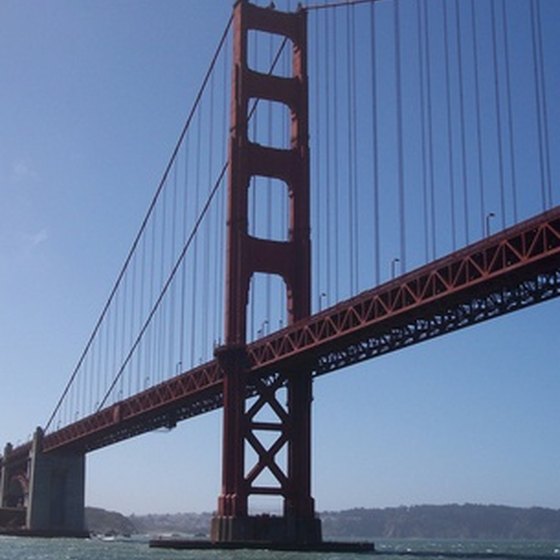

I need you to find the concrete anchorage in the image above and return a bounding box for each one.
[24,428,88,537]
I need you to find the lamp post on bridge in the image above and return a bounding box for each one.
[391,257,400,279]
[485,212,496,237]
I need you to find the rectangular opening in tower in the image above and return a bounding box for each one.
[247,30,293,77]
[248,98,292,150]
[248,176,290,241]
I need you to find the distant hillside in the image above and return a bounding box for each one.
[320,504,560,539]
[85,507,136,536]
[130,512,212,536]
[85,504,560,539]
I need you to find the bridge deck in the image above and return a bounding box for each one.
[6,206,560,458]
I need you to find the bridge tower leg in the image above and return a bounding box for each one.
[26,428,88,537]
[211,0,320,545]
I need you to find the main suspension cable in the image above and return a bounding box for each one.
[45,14,233,432]
[97,163,228,411]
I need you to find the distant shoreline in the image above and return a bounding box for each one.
[86,504,560,540]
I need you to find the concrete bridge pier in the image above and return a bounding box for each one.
[0,443,27,530]
[26,428,88,537]
[0,444,12,507]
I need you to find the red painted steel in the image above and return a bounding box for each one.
[43,360,223,452]
[215,0,316,538]
[21,204,559,457]
[2,3,559,540]
[247,206,560,374]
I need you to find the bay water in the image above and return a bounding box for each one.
[1,537,559,560]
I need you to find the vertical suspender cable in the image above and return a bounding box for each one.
[167,157,178,381]
[394,0,406,272]
[88,342,95,415]
[370,1,380,285]
[190,111,201,364]
[129,228,137,396]
[179,139,189,366]
[500,0,518,223]
[112,286,119,400]
[471,0,486,238]
[208,75,215,351]
[72,375,77,420]
[325,8,332,305]
[249,32,257,340]
[424,0,436,260]
[159,181,167,382]
[535,0,552,208]
[345,3,359,294]
[266,34,273,325]
[350,5,359,293]
[154,202,161,384]
[84,338,90,416]
[104,294,112,398]
[215,48,228,347]
[138,230,145,391]
[97,305,104,406]
[490,0,506,229]
[346,4,354,294]
[202,75,214,357]
[91,328,98,412]
[82,341,88,416]
[218,38,229,342]
[68,370,75,422]
[314,8,323,307]
[529,0,546,212]
[76,362,81,418]
[417,0,429,263]
[455,0,469,245]
[124,272,130,392]
[332,11,340,299]
[78,368,82,417]
[120,271,127,395]
[443,0,457,251]
[283,34,290,327]
[346,4,353,293]
[148,195,156,381]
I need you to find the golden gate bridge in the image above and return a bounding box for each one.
[1,0,559,550]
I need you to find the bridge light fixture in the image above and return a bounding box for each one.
[391,257,401,279]
[486,212,496,237]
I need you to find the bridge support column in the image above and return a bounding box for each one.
[26,428,87,537]
[0,444,11,508]
[0,442,28,529]
[212,346,321,544]
[211,366,321,545]
[211,0,320,545]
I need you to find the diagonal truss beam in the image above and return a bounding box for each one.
[248,207,560,374]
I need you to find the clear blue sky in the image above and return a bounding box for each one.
[1,0,559,516]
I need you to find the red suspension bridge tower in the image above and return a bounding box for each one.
[2,0,559,551]
[211,0,320,544]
